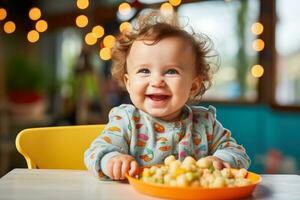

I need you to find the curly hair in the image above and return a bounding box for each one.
[111,10,218,100]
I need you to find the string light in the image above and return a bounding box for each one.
[99,47,111,60]
[251,64,264,78]
[35,19,48,32]
[252,39,265,51]
[251,22,264,35]
[169,0,181,6]
[119,22,132,33]
[3,21,16,34]
[92,25,105,38]
[76,0,89,9]
[118,2,131,16]
[27,30,40,43]
[0,8,7,21]
[103,35,116,48]
[75,15,88,28]
[29,7,41,21]
[85,32,97,45]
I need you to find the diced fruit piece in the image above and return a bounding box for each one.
[196,158,212,168]
[164,155,176,166]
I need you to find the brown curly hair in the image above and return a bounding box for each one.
[111,10,218,100]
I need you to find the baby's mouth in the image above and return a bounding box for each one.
[146,94,170,101]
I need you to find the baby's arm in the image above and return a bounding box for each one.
[209,119,251,169]
[84,106,138,180]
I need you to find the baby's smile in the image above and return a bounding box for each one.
[146,94,170,101]
[146,94,171,108]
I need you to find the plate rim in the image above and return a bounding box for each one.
[126,169,262,191]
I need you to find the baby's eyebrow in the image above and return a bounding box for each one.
[163,64,183,69]
[133,64,150,69]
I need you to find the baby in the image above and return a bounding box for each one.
[84,10,250,180]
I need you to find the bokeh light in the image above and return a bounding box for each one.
[0,8,7,21]
[75,15,88,28]
[92,25,105,38]
[160,3,173,15]
[251,64,264,78]
[103,35,116,48]
[118,2,131,16]
[35,20,48,32]
[27,30,40,43]
[76,0,89,9]
[252,39,265,51]
[119,22,132,33]
[85,32,97,45]
[169,0,181,6]
[251,22,264,35]
[99,47,111,60]
[29,7,41,21]
[3,21,16,34]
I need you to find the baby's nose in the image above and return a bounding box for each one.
[150,75,166,87]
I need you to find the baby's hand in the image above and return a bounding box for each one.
[106,154,139,180]
[204,156,231,170]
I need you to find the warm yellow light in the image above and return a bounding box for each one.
[118,2,131,16]
[251,64,264,78]
[251,22,264,35]
[119,22,132,33]
[77,0,89,9]
[252,39,265,51]
[92,25,104,38]
[75,15,88,28]
[27,30,40,43]
[35,19,48,32]
[3,21,16,34]
[103,35,116,48]
[99,47,111,60]
[169,0,181,6]
[85,32,97,45]
[0,8,7,21]
[29,7,41,21]
[160,3,173,15]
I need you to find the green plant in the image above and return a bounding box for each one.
[6,55,46,92]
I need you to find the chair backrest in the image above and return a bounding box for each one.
[16,125,105,170]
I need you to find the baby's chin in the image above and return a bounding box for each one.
[142,108,181,122]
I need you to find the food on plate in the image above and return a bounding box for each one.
[140,155,251,188]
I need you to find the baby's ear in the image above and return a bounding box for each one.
[190,76,202,98]
[123,74,130,90]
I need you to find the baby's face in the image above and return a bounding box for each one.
[124,37,201,121]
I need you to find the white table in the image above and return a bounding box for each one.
[0,169,299,200]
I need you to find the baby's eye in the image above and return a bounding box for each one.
[166,69,179,75]
[137,68,150,74]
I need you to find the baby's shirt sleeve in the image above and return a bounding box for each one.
[207,106,251,169]
[84,105,132,180]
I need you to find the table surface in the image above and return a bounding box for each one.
[0,169,300,200]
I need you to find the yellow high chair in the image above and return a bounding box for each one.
[15,125,105,169]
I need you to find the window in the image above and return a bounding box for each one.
[178,0,260,101]
[275,0,300,106]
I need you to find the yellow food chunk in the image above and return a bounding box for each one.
[164,155,176,166]
[182,156,196,166]
[196,158,212,168]
[176,174,188,187]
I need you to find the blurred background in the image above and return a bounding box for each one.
[0,0,300,177]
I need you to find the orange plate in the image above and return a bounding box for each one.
[126,168,261,200]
